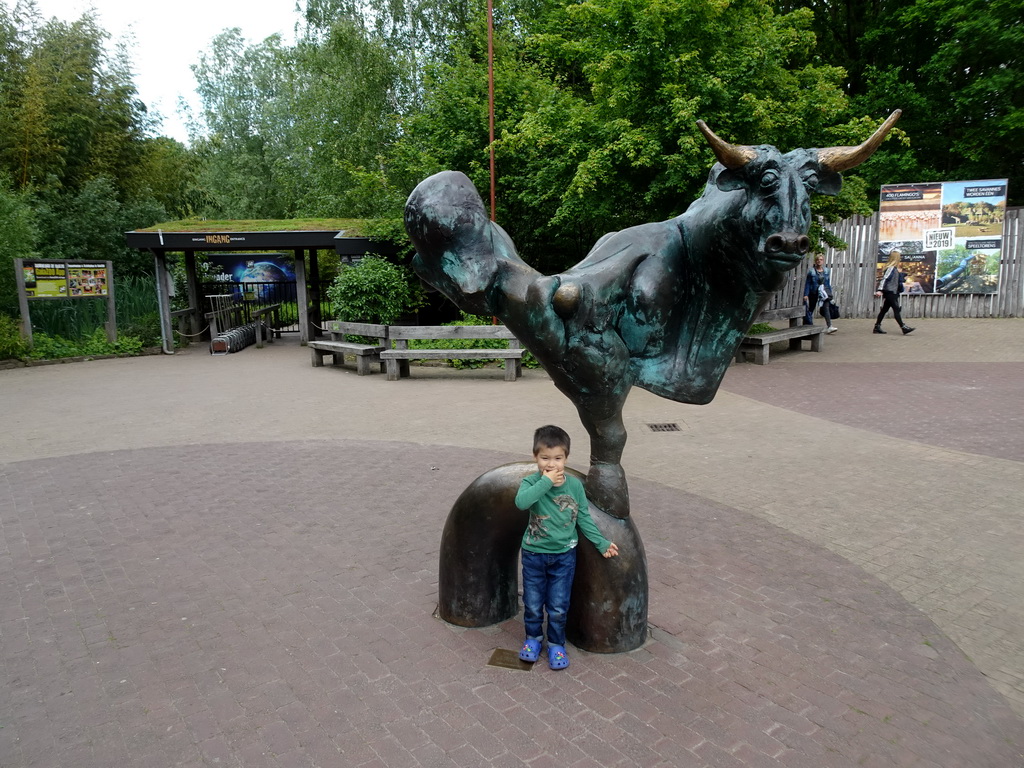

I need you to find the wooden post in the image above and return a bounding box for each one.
[13,258,33,347]
[105,260,117,343]
[184,250,202,337]
[152,250,174,354]
[308,248,322,334]
[295,248,310,345]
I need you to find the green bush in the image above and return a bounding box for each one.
[408,313,540,370]
[118,311,163,348]
[326,256,425,324]
[25,332,80,360]
[0,314,29,360]
[113,334,144,356]
[24,328,145,360]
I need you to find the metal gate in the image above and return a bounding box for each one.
[202,281,299,332]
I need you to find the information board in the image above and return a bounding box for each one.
[877,179,1008,294]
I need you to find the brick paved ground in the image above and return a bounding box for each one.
[1,317,1022,767]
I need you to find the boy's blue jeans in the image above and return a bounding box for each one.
[522,548,577,646]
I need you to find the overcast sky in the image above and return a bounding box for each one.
[17,0,303,144]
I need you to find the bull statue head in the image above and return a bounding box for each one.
[406,111,901,519]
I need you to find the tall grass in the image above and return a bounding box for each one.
[25,276,162,347]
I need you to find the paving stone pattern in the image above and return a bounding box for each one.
[1,441,1022,767]
[722,361,1024,462]
[2,317,1023,767]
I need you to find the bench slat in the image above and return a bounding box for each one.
[381,349,524,360]
[743,327,822,344]
[309,340,384,354]
[389,325,518,340]
[309,339,386,374]
[323,320,388,337]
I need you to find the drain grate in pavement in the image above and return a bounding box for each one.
[487,649,534,671]
[646,422,681,432]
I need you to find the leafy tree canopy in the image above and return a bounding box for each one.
[0,1,194,284]
[782,0,1023,205]
[391,0,889,267]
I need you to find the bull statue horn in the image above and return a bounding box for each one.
[818,110,902,172]
[696,120,757,169]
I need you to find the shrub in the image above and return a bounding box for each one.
[24,328,145,360]
[113,334,144,356]
[0,314,29,360]
[326,256,425,324]
[118,311,163,348]
[25,333,80,360]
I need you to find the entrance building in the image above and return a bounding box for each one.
[125,223,397,353]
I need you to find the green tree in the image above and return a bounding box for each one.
[134,136,205,219]
[190,29,296,218]
[781,0,1023,205]
[287,17,405,217]
[393,0,879,268]
[0,3,185,276]
[33,175,164,275]
[0,175,37,316]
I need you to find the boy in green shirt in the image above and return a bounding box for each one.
[515,425,619,669]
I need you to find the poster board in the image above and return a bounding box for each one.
[877,179,1008,294]
[20,261,110,299]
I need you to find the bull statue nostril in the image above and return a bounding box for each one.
[766,232,810,256]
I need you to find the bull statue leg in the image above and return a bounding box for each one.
[437,463,648,652]
[569,394,631,520]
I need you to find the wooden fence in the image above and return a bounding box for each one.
[819,207,1023,318]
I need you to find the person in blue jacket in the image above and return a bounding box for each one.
[803,255,837,333]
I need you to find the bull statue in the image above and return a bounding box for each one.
[410,112,900,652]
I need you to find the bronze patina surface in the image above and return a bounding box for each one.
[419,113,901,652]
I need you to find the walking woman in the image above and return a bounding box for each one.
[874,251,915,335]
[804,255,837,333]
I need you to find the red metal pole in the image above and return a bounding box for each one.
[487,0,496,222]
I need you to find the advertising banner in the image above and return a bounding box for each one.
[22,261,109,299]
[203,253,294,301]
[877,179,1008,294]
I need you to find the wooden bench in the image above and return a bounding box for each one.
[736,306,826,365]
[730,259,830,365]
[382,325,524,381]
[309,320,389,375]
[736,324,826,365]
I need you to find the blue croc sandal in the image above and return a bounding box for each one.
[519,637,542,663]
[548,644,570,670]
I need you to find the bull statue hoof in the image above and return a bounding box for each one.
[437,462,649,653]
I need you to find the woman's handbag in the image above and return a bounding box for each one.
[829,303,840,319]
